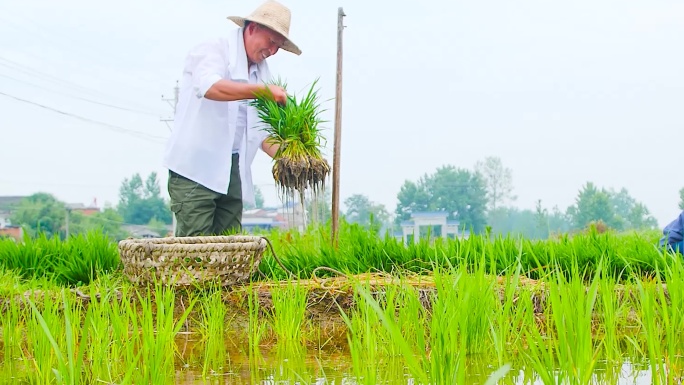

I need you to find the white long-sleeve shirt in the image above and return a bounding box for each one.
[163,27,271,206]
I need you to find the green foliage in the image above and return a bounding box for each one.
[567,182,658,231]
[343,194,390,233]
[69,207,129,241]
[0,230,120,285]
[395,165,488,233]
[679,187,684,210]
[474,156,517,211]
[249,78,327,161]
[487,203,572,239]
[9,192,66,239]
[244,186,266,210]
[117,172,171,225]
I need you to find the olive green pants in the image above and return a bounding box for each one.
[168,153,242,237]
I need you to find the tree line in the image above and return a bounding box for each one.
[333,156,678,239]
[5,172,172,240]
[6,159,682,241]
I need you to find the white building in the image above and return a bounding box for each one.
[399,211,470,244]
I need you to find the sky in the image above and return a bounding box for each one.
[1,0,683,228]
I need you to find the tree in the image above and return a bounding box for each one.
[607,187,658,230]
[10,193,67,238]
[474,156,516,211]
[117,172,172,225]
[567,182,619,230]
[245,186,266,210]
[344,194,390,233]
[395,179,430,224]
[69,207,129,240]
[395,165,488,233]
[679,187,684,210]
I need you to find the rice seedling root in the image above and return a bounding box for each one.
[272,155,330,196]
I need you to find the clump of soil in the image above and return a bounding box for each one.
[272,155,330,195]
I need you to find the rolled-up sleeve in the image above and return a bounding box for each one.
[186,39,228,99]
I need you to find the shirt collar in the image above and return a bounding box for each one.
[229,27,266,82]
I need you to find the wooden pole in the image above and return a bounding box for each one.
[331,7,345,248]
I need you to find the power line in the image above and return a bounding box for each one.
[0,73,159,116]
[0,90,166,143]
[0,57,157,113]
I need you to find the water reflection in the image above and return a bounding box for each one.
[168,339,661,385]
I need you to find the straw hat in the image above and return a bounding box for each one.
[227,0,302,56]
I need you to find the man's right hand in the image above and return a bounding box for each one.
[266,85,288,105]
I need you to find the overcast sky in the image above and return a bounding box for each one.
[1,0,682,227]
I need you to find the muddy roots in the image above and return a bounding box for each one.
[272,155,330,196]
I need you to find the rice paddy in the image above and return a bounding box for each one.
[0,223,683,384]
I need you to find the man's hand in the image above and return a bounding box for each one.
[266,84,287,105]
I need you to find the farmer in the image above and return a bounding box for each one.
[659,210,684,254]
[163,0,302,237]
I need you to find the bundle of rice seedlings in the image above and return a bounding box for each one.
[250,78,330,206]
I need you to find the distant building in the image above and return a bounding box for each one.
[399,211,470,244]
[122,224,170,239]
[0,195,27,229]
[67,198,100,216]
[241,200,307,234]
[0,226,23,242]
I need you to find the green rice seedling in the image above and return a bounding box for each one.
[0,231,119,285]
[428,265,468,384]
[198,287,229,377]
[394,281,429,359]
[135,283,196,385]
[554,261,602,384]
[1,290,25,373]
[344,283,430,385]
[630,256,684,384]
[632,277,667,384]
[339,282,383,385]
[269,279,309,350]
[270,341,311,384]
[490,255,533,367]
[54,230,121,285]
[26,289,92,385]
[247,283,268,382]
[596,263,630,364]
[0,233,58,280]
[24,288,62,384]
[250,78,329,205]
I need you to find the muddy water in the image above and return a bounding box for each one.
[165,333,660,385]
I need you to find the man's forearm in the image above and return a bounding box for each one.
[261,139,279,158]
[204,79,264,101]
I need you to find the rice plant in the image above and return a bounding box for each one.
[249,77,330,208]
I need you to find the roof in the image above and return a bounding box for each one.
[410,211,449,218]
[401,219,460,227]
[0,196,26,209]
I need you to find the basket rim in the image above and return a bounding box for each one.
[118,235,267,245]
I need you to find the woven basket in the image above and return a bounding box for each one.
[118,235,268,287]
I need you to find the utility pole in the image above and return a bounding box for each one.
[65,207,71,239]
[161,80,179,235]
[331,7,345,248]
[160,80,179,131]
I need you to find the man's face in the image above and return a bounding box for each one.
[244,23,285,64]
